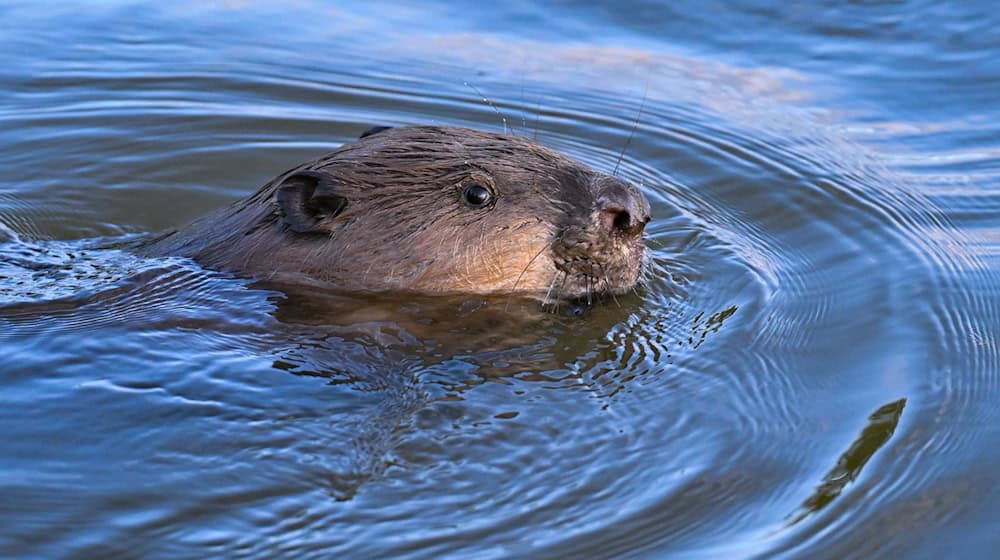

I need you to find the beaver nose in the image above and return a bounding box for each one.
[597,182,651,237]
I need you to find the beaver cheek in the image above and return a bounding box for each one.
[495,225,559,292]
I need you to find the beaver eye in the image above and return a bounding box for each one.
[462,184,494,209]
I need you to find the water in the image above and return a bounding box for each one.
[1,1,998,558]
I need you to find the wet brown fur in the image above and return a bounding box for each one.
[141,125,649,300]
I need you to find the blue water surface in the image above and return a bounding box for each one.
[1,2,998,558]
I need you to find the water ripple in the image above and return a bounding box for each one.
[0,4,998,558]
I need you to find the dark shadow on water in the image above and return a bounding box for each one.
[257,281,656,500]
[787,397,907,526]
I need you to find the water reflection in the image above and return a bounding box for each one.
[788,398,907,526]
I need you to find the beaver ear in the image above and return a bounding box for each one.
[276,171,348,234]
[359,125,392,139]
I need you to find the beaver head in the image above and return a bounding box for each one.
[149,125,650,302]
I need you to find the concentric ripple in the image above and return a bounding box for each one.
[1,2,999,559]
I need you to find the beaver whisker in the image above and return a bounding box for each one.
[532,92,544,141]
[519,74,528,136]
[505,239,555,310]
[544,269,569,308]
[597,260,622,308]
[464,81,510,135]
[613,82,649,178]
[632,263,652,299]
[363,257,377,286]
[457,229,471,285]
[543,275,558,307]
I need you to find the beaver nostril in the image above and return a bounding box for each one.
[613,209,632,232]
[596,181,651,237]
[600,204,641,235]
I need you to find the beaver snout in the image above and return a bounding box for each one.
[596,181,651,237]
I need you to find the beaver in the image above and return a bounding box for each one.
[141,125,650,302]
